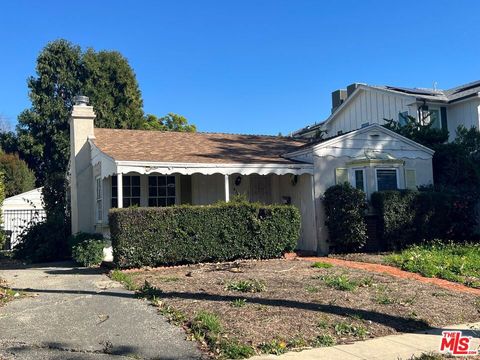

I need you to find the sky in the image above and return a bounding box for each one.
[1,0,479,136]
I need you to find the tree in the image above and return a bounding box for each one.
[83,49,145,129]
[0,153,36,197]
[16,39,83,223]
[383,115,448,148]
[141,113,196,132]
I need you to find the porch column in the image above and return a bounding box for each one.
[224,174,230,202]
[117,173,123,208]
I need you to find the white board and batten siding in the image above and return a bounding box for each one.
[447,98,480,141]
[325,88,416,136]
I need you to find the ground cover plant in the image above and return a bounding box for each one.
[385,242,480,288]
[115,259,480,359]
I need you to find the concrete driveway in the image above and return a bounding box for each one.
[0,262,202,360]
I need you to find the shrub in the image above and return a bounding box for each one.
[14,216,69,262]
[372,190,477,249]
[109,203,300,268]
[324,183,368,252]
[72,239,105,267]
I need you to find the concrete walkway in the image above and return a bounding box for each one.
[251,322,480,360]
[0,262,202,360]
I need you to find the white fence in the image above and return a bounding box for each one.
[2,209,46,249]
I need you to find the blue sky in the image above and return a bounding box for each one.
[1,1,479,135]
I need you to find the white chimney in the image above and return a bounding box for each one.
[70,95,96,234]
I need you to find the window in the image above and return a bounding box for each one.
[335,168,348,185]
[398,111,409,126]
[376,169,398,191]
[96,177,103,222]
[353,169,365,192]
[111,175,141,208]
[148,175,176,207]
[421,108,441,129]
[405,169,417,190]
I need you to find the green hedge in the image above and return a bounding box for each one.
[324,183,368,253]
[371,190,477,249]
[109,203,301,268]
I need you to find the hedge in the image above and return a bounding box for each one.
[109,203,301,268]
[323,183,368,253]
[371,190,477,249]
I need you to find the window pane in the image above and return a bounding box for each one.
[167,176,175,185]
[354,170,364,191]
[158,187,166,197]
[124,176,131,186]
[158,198,167,207]
[148,198,157,207]
[148,176,156,186]
[123,186,131,197]
[131,198,140,206]
[132,176,140,186]
[112,187,117,197]
[377,170,397,191]
[430,110,441,129]
[149,187,157,197]
[167,186,175,196]
[167,197,175,206]
[112,176,117,186]
[124,199,131,207]
[158,176,166,186]
[112,199,118,208]
[132,186,140,197]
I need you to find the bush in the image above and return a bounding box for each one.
[109,203,300,268]
[372,190,477,249]
[324,183,368,252]
[13,216,69,263]
[68,232,104,252]
[72,239,105,267]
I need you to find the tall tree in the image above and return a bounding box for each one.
[16,39,83,222]
[142,113,196,132]
[0,153,36,197]
[83,49,144,129]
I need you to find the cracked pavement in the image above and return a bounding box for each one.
[0,262,202,360]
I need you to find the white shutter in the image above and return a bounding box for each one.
[335,168,349,185]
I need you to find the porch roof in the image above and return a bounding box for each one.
[90,128,314,177]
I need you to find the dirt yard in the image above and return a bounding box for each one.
[126,258,480,355]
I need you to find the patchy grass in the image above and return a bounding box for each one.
[225,279,266,293]
[110,269,137,291]
[311,261,333,269]
[385,242,480,288]
[123,259,480,358]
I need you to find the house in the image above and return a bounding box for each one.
[2,188,46,249]
[69,96,434,254]
[293,80,480,142]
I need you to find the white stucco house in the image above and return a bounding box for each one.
[70,95,434,254]
[294,80,480,142]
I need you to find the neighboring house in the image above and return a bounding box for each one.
[294,80,480,142]
[70,96,434,254]
[2,187,46,249]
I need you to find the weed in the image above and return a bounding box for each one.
[191,311,222,342]
[231,298,247,308]
[311,261,333,269]
[259,339,288,355]
[359,276,374,287]
[314,333,336,347]
[322,274,357,291]
[305,285,320,293]
[317,317,329,329]
[110,270,137,291]
[408,352,449,360]
[287,336,308,349]
[158,304,186,325]
[375,293,396,305]
[334,322,368,338]
[474,297,480,312]
[225,279,266,293]
[219,339,255,359]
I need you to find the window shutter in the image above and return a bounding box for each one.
[335,168,349,185]
[405,169,416,190]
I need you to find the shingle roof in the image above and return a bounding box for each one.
[92,128,307,164]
